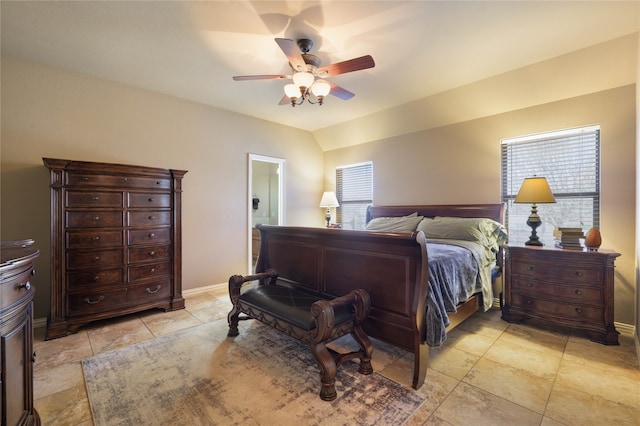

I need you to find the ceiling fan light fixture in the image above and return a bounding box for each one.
[311,80,331,97]
[292,71,314,89]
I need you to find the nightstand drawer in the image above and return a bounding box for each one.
[511,293,603,324]
[511,260,602,285]
[511,277,603,304]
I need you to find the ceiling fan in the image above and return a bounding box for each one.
[232,38,375,107]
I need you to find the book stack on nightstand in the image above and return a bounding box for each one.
[555,227,584,250]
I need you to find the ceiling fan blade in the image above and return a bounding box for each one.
[232,74,288,81]
[275,38,306,72]
[328,82,355,100]
[318,55,375,77]
[278,95,291,106]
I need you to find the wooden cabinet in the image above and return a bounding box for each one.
[43,158,187,340]
[502,245,620,345]
[1,240,40,426]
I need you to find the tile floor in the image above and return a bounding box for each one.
[33,287,640,426]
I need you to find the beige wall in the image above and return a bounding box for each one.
[324,86,636,326]
[1,56,325,319]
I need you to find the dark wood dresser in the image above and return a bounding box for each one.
[502,245,620,345]
[43,158,187,340]
[1,240,40,425]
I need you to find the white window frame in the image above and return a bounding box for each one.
[501,125,600,246]
[336,161,373,230]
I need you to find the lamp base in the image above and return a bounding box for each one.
[525,203,544,246]
[325,208,331,227]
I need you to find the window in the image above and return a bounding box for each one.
[501,125,600,245]
[336,162,373,230]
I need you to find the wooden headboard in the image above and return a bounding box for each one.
[366,204,505,224]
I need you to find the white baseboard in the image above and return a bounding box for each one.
[34,317,48,330]
[615,321,635,337]
[183,282,226,296]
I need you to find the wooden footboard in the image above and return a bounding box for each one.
[254,225,430,388]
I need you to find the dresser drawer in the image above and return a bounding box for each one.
[511,277,602,304]
[128,261,171,282]
[67,268,124,290]
[127,210,171,227]
[127,193,171,208]
[67,173,171,190]
[511,293,603,325]
[66,191,123,208]
[67,230,123,248]
[67,249,123,269]
[128,245,171,264]
[128,280,172,302]
[66,288,128,316]
[0,263,35,311]
[127,228,171,245]
[66,211,123,228]
[511,259,602,284]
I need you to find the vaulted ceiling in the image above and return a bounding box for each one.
[2,1,638,137]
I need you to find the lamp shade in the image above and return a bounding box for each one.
[319,191,339,208]
[284,83,300,98]
[292,71,314,88]
[310,80,331,97]
[514,177,556,204]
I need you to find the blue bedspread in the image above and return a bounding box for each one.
[425,240,488,346]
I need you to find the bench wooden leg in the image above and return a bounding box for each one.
[352,325,374,375]
[227,306,240,337]
[309,342,338,401]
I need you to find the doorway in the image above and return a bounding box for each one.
[248,154,284,272]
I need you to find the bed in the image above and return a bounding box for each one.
[252,203,506,389]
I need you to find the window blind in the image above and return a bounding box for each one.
[501,126,600,245]
[336,162,373,230]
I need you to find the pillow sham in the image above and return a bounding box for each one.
[365,212,423,232]
[417,216,507,249]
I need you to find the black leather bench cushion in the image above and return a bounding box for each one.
[239,285,353,331]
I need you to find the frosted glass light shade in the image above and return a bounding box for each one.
[284,83,300,98]
[311,80,331,97]
[292,71,314,88]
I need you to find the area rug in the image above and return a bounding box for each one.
[82,319,426,425]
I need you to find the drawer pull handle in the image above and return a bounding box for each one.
[32,352,37,363]
[148,197,154,202]
[150,268,156,273]
[156,181,161,185]
[575,271,583,277]
[93,236,101,241]
[575,289,583,296]
[149,251,155,256]
[124,177,128,182]
[526,283,533,287]
[575,307,582,314]
[84,296,105,305]
[93,275,100,282]
[92,196,100,201]
[82,177,89,181]
[148,215,155,220]
[94,256,100,261]
[146,285,161,294]
[18,281,31,291]
[149,233,155,238]
[31,269,36,276]
[93,216,100,221]
[526,266,534,271]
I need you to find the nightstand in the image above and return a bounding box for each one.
[501,245,620,345]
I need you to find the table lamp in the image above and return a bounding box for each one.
[514,176,556,246]
[319,191,339,227]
